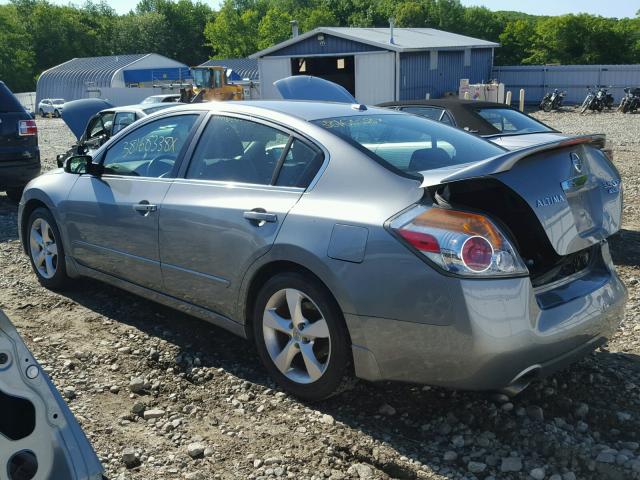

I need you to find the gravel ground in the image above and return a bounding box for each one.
[0,110,639,480]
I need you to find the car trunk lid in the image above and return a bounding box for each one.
[420,135,622,257]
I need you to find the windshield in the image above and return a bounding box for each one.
[52,99,65,104]
[142,104,177,115]
[475,108,552,135]
[312,114,504,174]
[141,97,158,104]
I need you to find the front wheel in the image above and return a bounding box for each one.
[26,208,71,290]
[542,100,553,112]
[39,109,45,118]
[253,272,351,401]
[54,110,60,118]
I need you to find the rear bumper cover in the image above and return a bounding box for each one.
[347,243,626,390]
[0,155,41,188]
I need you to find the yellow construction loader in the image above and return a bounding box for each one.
[180,66,244,103]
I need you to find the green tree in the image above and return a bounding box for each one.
[394,2,428,28]
[0,4,35,91]
[495,19,536,65]
[258,7,292,50]
[300,7,338,31]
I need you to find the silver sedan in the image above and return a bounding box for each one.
[18,101,626,400]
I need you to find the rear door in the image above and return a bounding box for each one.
[63,113,201,290]
[159,114,324,317]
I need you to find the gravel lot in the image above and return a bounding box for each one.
[0,109,639,480]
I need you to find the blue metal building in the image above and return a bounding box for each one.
[250,26,498,104]
[36,53,190,105]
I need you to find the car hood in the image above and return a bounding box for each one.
[274,75,357,103]
[487,132,567,150]
[61,98,113,140]
[0,309,104,479]
[420,134,622,256]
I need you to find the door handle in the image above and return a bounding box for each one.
[243,210,277,224]
[133,202,157,214]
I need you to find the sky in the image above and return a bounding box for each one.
[0,0,637,17]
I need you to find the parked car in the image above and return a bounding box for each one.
[19,101,625,401]
[37,98,65,118]
[0,308,104,479]
[141,94,181,104]
[56,98,180,166]
[0,81,40,202]
[378,98,567,150]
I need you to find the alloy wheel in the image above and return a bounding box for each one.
[29,218,58,279]
[262,288,331,384]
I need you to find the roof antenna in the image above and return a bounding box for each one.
[388,17,395,45]
[291,20,299,38]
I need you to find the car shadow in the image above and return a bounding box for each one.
[60,277,640,478]
[609,229,640,267]
[0,195,19,242]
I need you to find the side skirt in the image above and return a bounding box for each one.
[72,260,248,339]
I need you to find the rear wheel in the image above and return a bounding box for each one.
[26,208,71,290]
[253,272,351,401]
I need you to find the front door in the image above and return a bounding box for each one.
[159,114,324,317]
[63,113,200,290]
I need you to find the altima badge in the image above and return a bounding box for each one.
[535,194,566,207]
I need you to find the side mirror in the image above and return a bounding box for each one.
[63,155,93,175]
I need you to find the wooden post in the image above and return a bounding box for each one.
[519,89,525,112]
[505,91,512,105]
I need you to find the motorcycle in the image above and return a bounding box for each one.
[539,89,566,112]
[580,86,615,114]
[618,87,640,113]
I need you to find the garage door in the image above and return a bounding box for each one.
[259,58,292,99]
[355,52,395,105]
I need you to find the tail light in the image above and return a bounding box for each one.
[389,205,528,277]
[18,120,37,136]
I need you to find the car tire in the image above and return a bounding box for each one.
[39,109,45,118]
[5,187,23,202]
[26,208,71,290]
[54,110,60,118]
[253,272,352,401]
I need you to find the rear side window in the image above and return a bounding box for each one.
[186,116,289,185]
[0,82,25,113]
[313,114,504,174]
[475,108,552,134]
[275,139,323,188]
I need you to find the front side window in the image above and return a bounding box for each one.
[102,114,198,177]
[186,116,289,185]
[313,114,504,174]
[475,108,552,135]
[213,69,223,89]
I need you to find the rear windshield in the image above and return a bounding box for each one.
[0,82,25,113]
[312,114,504,174]
[475,108,552,135]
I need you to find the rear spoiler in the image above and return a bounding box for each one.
[420,134,606,187]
